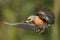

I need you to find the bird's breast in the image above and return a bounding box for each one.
[34,16,44,26]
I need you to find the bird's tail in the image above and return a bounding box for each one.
[4,21,21,25]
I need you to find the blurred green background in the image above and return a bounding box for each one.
[0,0,60,40]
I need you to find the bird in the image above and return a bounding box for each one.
[4,9,55,33]
[25,9,55,33]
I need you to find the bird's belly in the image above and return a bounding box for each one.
[34,16,44,26]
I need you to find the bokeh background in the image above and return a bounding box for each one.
[0,0,60,40]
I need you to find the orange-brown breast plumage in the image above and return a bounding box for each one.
[34,16,44,27]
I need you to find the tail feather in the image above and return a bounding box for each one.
[4,22,23,25]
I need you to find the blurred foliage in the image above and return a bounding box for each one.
[0,0,60,40]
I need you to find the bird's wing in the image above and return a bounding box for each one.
[36,9,55,24]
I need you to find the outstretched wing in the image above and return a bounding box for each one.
[36,9,55,24]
